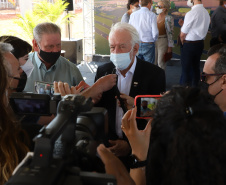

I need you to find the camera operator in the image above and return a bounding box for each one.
[97,87,226,185]
[0,46,29,185]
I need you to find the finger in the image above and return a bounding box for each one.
[54,81,59,93]
[97,144,115,165]
[121,109,132,130]
[58,81,66,96]
[144,118,152,134]
[64,83,71,95]
[128,106,138,130]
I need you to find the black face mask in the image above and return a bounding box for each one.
[38,46,61,64]
[142,106,148,109]
[9,72,27,92]
[199,79,223,99]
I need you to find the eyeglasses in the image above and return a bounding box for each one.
[200,72,225,83]
[155,5,164,9]
[8,76,21,80]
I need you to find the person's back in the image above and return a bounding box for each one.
[146,87,226,185]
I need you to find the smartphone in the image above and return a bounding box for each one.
[34,81,54,96]
[134,95,161,119]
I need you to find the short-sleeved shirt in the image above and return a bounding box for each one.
[181,4,210,41]
[24,52,83,92]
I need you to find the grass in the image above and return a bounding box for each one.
[95,14,113,27]
[95,32,110,55]
[95,23,110,35]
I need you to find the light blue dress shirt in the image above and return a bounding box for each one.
[129,7,159,42]
[24,52,83,93]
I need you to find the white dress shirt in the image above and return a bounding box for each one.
[129,7,159,42]
[181,4,210,41]
[115,57,137,138]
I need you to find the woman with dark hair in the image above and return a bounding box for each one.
[121,0,140,23]
[98,86,226,185]
[0,50,29,185]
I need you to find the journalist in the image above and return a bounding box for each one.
[98,86,226,185]
[0,46,29,185]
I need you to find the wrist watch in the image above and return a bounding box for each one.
[129,154,147,169]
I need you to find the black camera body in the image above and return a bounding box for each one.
[6,93,116,185]
[9,92,61,116]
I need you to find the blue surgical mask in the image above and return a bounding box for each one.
[110,49,133,71]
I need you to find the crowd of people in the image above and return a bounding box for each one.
[0,0,226,184]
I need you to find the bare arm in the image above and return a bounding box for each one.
[121,107,152,185]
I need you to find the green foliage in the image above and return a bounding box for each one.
[170,1,175,9]
[13,0,74,43]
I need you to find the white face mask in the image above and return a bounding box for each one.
[224,4,226,8]
[20,58,34,77]
[156,7,163,14]
[110,49,133,71]
[187,0,193,7]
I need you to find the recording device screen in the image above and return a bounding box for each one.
[10,93,51,116]
[34,81,54,96]
[13,99,49,115]
[135,95,161,119]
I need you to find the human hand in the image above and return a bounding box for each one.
[95,74,117,92]
[178,19,184,27]
[108,139,131,157]
[167,47,172,53]
[54,81,84,96]
[121,107,152,161]
[119,94,134,110]
[97,144,135,185]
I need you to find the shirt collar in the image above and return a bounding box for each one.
[140,7,150,11]
[116,56,137,76]
[192,4,203,10]
[34,51,58,70]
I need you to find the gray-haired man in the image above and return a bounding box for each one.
[24,22,83,92]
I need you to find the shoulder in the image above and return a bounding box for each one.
[58,56,80,71]
[97,62,115,72]
[136,58,164,73]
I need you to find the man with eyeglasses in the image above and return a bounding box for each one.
[0,42,23,95]
[200,45,226,116]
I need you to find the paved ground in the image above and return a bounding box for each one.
[77,59,204,91]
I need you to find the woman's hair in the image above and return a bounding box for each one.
[159,0,170,14]
[126,0,139,10]
[0,36,32,59]
[0,51,29,185]
[146,86,226,185]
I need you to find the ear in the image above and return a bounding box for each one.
[32,39,39,52]
[221,75,226,89]
[133,43,139,55]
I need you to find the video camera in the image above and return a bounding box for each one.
[7,93,116,185]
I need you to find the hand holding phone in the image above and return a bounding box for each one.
[134,95,161,119]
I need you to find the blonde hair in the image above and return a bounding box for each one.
[159,0,171,14]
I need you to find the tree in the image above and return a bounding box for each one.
[13,0,73,43]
